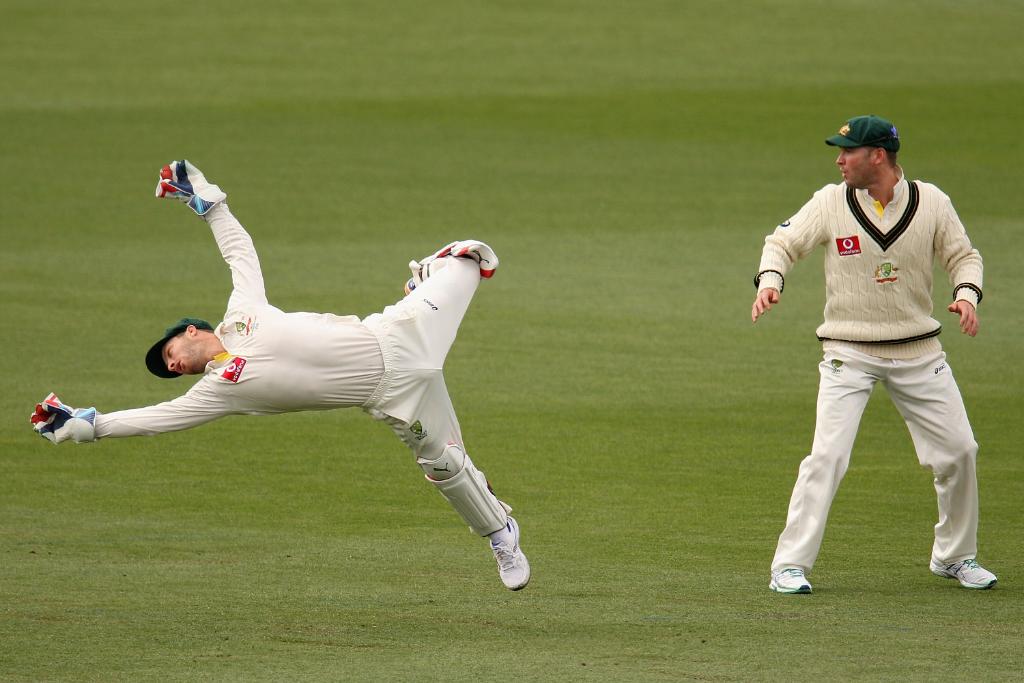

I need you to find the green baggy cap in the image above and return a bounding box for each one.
[145,317,214,378]
[825,115,900,152]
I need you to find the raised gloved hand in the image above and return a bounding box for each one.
[155,159,226,216]
[403,239,500,294]
[30,393,97,444]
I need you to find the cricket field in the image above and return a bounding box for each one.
[2,1,1022,680]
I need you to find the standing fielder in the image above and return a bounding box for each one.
[30,160,530,591]
[751,116,996,593]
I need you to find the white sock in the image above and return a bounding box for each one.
[488,521,513,546]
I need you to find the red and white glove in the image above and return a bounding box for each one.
[30,393,97,444]
[404,239,500,294]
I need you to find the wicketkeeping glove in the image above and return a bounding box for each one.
[155,160,226,216]
[30,393,97,444]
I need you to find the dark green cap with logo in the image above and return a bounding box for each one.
[145,317,214,378]
[825,115,900,152]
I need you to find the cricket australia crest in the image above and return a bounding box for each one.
[874,262,899,284]
[233,316,257,336]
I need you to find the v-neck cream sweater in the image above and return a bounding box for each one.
[755,174,983,359]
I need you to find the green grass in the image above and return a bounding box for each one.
[2,1,1023,680]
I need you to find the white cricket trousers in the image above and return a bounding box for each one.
[362,258,481,457]
[771,347,980,573]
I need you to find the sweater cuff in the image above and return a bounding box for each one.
[754,270,784,293]
[953,283,982,308]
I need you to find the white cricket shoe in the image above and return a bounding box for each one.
[155,160,226,216]
[930,558,997,589]
[404,239,499,294]
[769,568,812,594]
[490,517,530,591]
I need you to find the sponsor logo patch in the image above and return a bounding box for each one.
[836,236,861,256]
[874,262,899,284]
[220,357,247,383]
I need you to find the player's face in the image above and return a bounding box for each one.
[162,328,210,375]
[835,146,876,188]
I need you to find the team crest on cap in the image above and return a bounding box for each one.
[839,123,851,136]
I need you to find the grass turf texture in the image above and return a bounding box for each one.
[2,1,1023,680]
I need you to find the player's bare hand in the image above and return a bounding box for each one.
[752,288,780,323]
[948,300,979,337]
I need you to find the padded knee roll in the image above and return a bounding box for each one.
[422,444,510,536]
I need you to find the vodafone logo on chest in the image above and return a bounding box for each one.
[220,357,247,383]
[836,235,862,256]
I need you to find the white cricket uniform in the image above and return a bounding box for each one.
[755,172,985,572]
[94,204,497,530]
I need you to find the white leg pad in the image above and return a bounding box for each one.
[423,445,510,536]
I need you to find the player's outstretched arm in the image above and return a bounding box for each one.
[206,204,269,310]
[31,381,235,443]
[948,300,979,337]
[752,288,780,323]
[155,160,268,309]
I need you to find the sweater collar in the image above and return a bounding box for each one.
[856,167,907,211]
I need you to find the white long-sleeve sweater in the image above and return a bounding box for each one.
[94,204,385,438]
[755,173,983,359]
